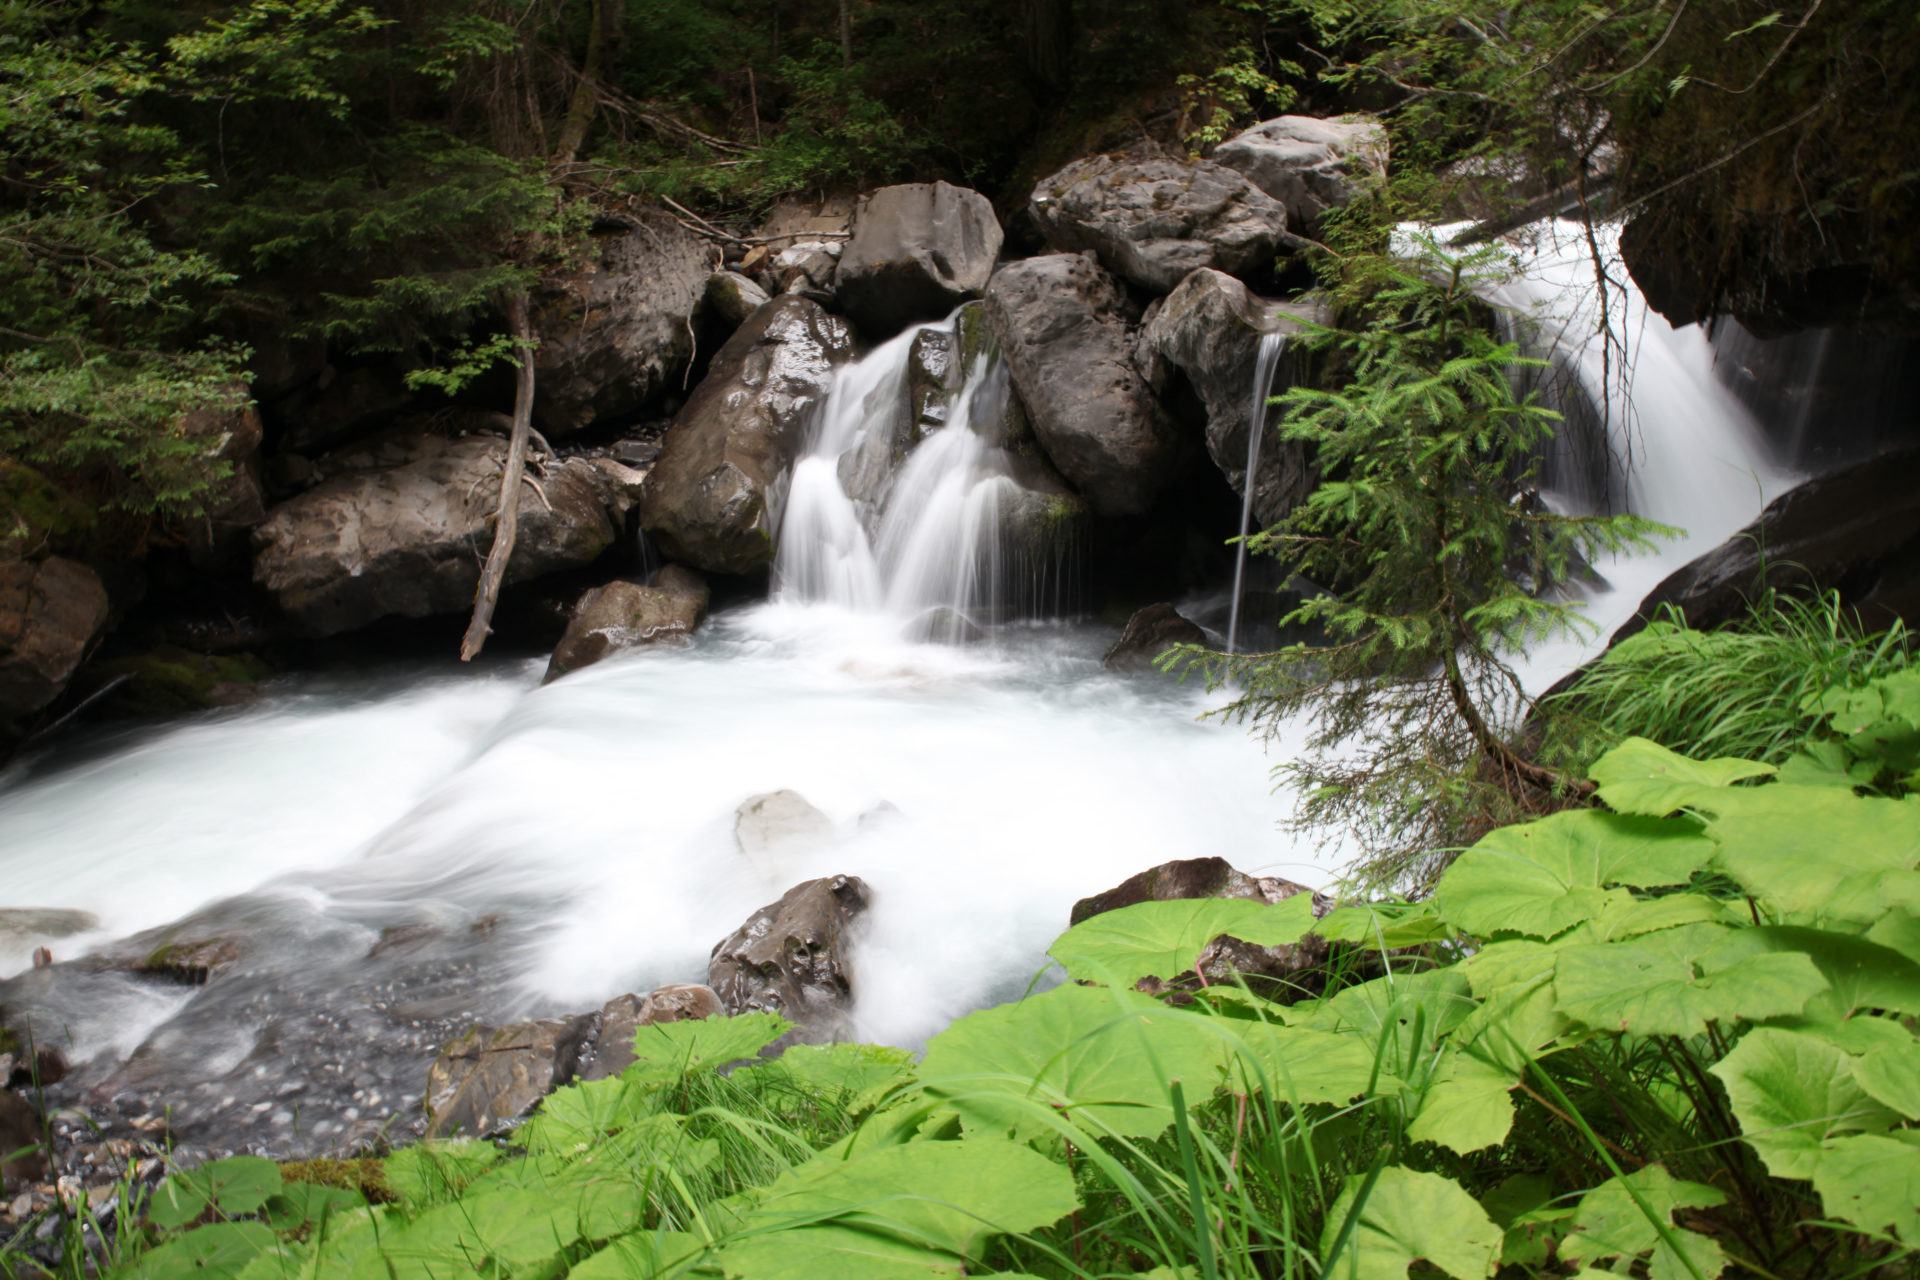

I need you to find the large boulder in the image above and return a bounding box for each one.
[0,555,110,728]
[639,298,854,575]
[1028,155,1290,294]
[1071,857,1330,1003]
[532,218,711,435]
[708,875,869,1041]
[577,984,724,1083]
[271,365,414,456]
[704,270,772,328]
[1102,602,1206,670]
[252,434,641,635]
[1613,446,1920,641]
[544,564,710,682]
[424,1013,599,1139]
[1137,269,1329,527]
[835,182,1004,337]
[1212,115,1388,232]
[983,255,1177,516]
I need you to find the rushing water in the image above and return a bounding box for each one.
[0,219,1794,1156]
[1225,332,1289,656]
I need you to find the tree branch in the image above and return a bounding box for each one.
[460,293,536,662]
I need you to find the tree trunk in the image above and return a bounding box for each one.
[553,0,620,164]
[461,294,537,662]
[838,0,853,69]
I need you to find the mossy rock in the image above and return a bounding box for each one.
[0,459,93,556]
[279,1157,391,1203]
[86,647,273,717]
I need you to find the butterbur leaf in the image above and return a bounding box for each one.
[262,1182,365,1231]
[1710,1026,1896,1178]
[119,1222,278,1280]
[1852,1045,1920,1118]
[571,1230,706,1280]
[1407,1049,1514,1154]
[1810,1132,1920,1240]
[518,1077,662,1155]
[1220,1023,1398,1106]
[1866,909,1920,964]
[1047,894,1313,985]
[719,1224,964,1279]
[382,1139,500,1209]
[1589,737,1774,816]
[1315,902,1451,948]
[918,983,1221,1139]
[1743,926,1920,1015]
[760,1042,915,1111]
[1560,1165,1726,1280]
[1690,786,1920,923]
[1434,810,1710,939]
[148,1156,282,1230]
[628,1011,790,1081]
[1553,924,1826,1037]
[1763,1013,1912,1055]
[1319,1165,1501,1280]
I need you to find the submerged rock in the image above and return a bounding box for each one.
[835,182,1004,337]
[1028,154,1290,294]
[578,984,724,1083]
[639,297,854,576]
[1212,115,1388,232]
[708,875,869,1041]
[1102,603,1207,670]
[734,790,834,859]
[983,254,1177,516]
[424,1014,599,1139]
[533,218,710,436]
[252,434,636,635]
[544,564,710,682]
[0,556,110,729]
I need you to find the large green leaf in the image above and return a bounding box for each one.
[1559,1165,1726,1280]
[759,1042,915,1111]
[1589,737,1775,816]
[571,1230,707,1280]
[1046,895,1314,985]
[1551,924,1827,1037]
[717,1139,1077,1279]
[1810,1133,1920,1241]
[917,983,1222,1140]
[147,1156,282,1230]
[119,1224,279,1280]
[1219,1023,1397,1106]
[1709,1027,1897,1179]
[627,1012,792,1082]
[1319,1166,1501,1280]
[1852,1044,1920,1118]
[1690,786,1920,924]
[518,1079,667,1157]
[1315,902,1452,949]
[1434,810,1711,939]
[1742,926,1920,1015]
[1406,1050,1515,1155]
[1291,970,1477,1059]
[381,1140,501,1210]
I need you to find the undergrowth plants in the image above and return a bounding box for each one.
[65,666,1920,1280]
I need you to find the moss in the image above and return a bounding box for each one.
[279,1157,392,1204]
[88,647,272,717]
[0,459,93,555]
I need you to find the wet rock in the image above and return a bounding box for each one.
[1212,115,1388,232]
[1614,445,1920,641]
[774,242,842,297]
[735,791,834,859]
[0,1094,46,1191]
[1072,857,1329,1003]
[0,556,110,728]
[983,255,1177,517]
[708,876,869,1040]
[134,938,243,986]
[272,365,414,456]
[532,218,710,436]
[423,1013,598,1139]
[835,182,1004,338]
[704,271,771,328]
[544,564,710,682]
[1137,270,1329,527]
[1102,603,1207,670]
[79,647,271,717]
[639,297,854,576]
[1028,154,1290,294]
[0,911,98,954]
[253,433,634,635]
[578,985,724,1083]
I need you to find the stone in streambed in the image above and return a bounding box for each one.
[544,564,710,682]
[708,875,869,1041]
[1102,603,1206,671]
[423,1013,599,1139]
[1212,115,1388,233]
[0,555,110,730]
[835,182,1004,338]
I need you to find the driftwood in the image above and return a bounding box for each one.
[460,294,536,662]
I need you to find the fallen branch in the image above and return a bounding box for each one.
[460,294,537,662]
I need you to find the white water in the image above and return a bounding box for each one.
[1225,332,1289,655]
[0,221,1793,1120]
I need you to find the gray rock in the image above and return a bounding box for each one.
[1102,602,1207,671]
[835,182,1004,337]
[1028,154,1290,294]
[179,388,269,565]
[774,241,842,296]
[983,255,1177,516]
[0,556,110,727]
[708,875,869,1041]
[1212,115,1388,232]
[0,1093,45,1191]
[423,1014,599,1139]
[1138,269,1330,527]
[532,218,711,435]
[578,984,724,1082]
[704,271,772,328]
[735,790,834,858]
[0,909,99,950]
[639,297,854,575]
[252,434,636,635]
[544,564,710,682]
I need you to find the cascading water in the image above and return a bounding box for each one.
[0,221,1799,1158]
[1225,331,1288,655]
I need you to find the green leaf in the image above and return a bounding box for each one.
[1407,1050,1514,1155]
[262,1182,365,1231]
[1553,924,1827,1037]
[1852,1044,1920,1118]
[148,1157,282,1230]
[1434,810,1711,939]
[1046,895,1313,985]
[1315,901,1452,948]
[1762,1014,1913,1055]
[1709,1027,1897,1178]
[1743,926,1920,1015]
[1560,1165,1726,1280]
[118,1223,278,1280]
[571,1230,707,1280]
[518,1077,662,1157]
[917,983,1223,1140]
[1320,1165,1502,1280]
[627,1011,791,1082]
[1691,786,1920,923]
[1810,1133,1920,1240]
[1219,1023,1399,1106]
[759,1042,916,1111]
[381,1140,501,1210]
[1589,737,1775,816]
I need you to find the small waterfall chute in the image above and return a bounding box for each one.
[1226,330,1289,655]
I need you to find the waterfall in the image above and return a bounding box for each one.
[1225,331,1288,655]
